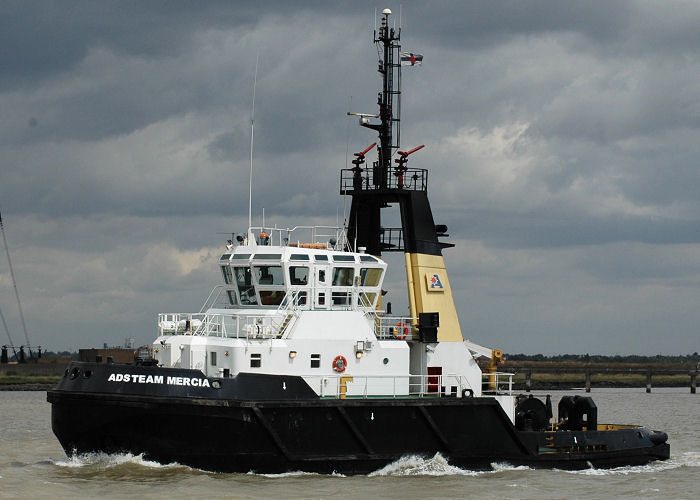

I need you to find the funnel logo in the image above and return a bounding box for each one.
[426,273,444,291]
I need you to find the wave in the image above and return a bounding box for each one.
[370,453,503,477]
[51,451,188,471]
[247,470,336,478]
[48,450,698,478]
[368,451,700,478]
[562,451,700,476]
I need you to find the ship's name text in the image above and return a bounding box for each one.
[107,373,210,387]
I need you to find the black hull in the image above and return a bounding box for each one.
[47,363,669,474]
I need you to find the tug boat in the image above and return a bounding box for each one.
[47,9,669,474]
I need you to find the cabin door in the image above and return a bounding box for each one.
[427,366,442,394]
[314,265,330,309]
[189,346,206,372]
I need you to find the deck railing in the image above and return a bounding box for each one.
[302,372,514,399]
[246,225,349,250]
[375,316,415,340]
[159,308,416,341]
[158,312,281,340]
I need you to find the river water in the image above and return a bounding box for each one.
[0,388,697,499]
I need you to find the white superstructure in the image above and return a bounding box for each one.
[152,225,511,414]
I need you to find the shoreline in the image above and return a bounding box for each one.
[1,382,691,392]
[1,383,57,391]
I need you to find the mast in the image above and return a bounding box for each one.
[370,8,401,189]
[342,8,462,343]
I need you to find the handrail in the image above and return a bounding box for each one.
[270,290,302,336]
[247,225,349,250]
[158,312,280,340]
[375,316,415,339]
[302,372,514,398]
[158,310,418,341]
[198,285,237,313]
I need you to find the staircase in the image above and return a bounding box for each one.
[277,313,296,337]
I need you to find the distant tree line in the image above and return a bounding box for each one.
[4,349,77,362]
[505,353,700,363]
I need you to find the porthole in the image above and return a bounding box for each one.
[383,358,389,365]
[82,369,92,379]
[212,380,222,389]
[69,368,81,379]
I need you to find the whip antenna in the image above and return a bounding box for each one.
[0,306,17,356]
[248,54,259,241]
[0,208,31,358]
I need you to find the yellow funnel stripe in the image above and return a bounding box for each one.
[405,252,463,342]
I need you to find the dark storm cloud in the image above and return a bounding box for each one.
[0,0,270,91]
[444,208,700,249]
[1,1,700,353]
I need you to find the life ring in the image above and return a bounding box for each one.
[332,355,347,373]
[393,322,408,340]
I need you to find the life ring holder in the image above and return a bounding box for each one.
[332,355,348,373]
[393,322,409,340]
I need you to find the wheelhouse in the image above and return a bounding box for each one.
[218,232,387,312]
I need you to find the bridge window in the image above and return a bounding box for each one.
[360,268,382,287]
[332,291,352,305]
[253,254,282,260]
[358,292,377,307]
[254,265,284,285]
[332,267,354,286]
[314,255,328,261]
[234,267,256,305]
[289,266,309,285]
[250,353,261,368]
[333,255,356,262]
[295,291,307,306]
[255,265,285,306]
[221,266,233,284]
[259,291,286,305]
[290,254,309,261]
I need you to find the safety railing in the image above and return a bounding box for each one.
[375,316,415,340]
[482,372,515,395]
[246,225,349,251]
[304,371,514,399]
[198,285,238,313]
[379,227,404,252]
[340,167,428,194]
[305,373,472,399]
[160,310,418,341]
[158,312,283,340]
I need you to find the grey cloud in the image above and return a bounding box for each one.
[2,1,700,353]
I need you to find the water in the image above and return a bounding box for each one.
[0,388,697,499]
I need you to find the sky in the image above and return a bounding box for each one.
[1,0,699,355]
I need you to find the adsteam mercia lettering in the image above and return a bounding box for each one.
[107,373,210,387]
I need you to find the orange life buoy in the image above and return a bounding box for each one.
[394,322,408,340]
[332,355,347,373]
